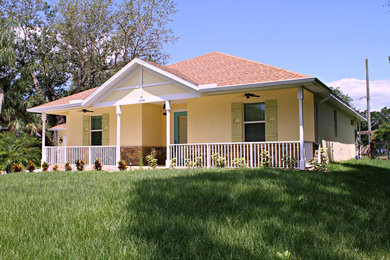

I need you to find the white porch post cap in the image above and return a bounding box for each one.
[116,105,121,115]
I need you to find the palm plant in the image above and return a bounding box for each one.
[0,132,41,172]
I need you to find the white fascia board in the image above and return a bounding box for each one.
[136,59,199,91]
[48,127,66,131]
[312,78,365,121]
[82,59,140,107]
[27,102,82,113]
[199,77,317,93]
[329,94,366,121]
[82,58,200,107]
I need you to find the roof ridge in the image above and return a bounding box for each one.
[210,52,309,78]
[167,51,219,67]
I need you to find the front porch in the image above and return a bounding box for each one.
[34,63,321,170]
[44,141,311,169]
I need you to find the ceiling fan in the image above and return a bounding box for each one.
[78,109,94,113]
[244,93,260,99]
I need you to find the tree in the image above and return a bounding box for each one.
[54,0,177,93]
[0,0,68,135]
[329,86,353,107]
[374,124,390,159]
[0,0,177,139]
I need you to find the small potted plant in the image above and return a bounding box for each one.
[12,163,23,172]
[75,160,85,171]
[94,158,102,171]
[41,162,49,172]
[65,162,72,171]
[117,160,127,171]
[26,160,36,172]
[146,151,158,169]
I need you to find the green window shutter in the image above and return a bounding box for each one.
[265,100,278,141]
[102,113,109,145]
[82,115,90,146]
[231,103,243,142]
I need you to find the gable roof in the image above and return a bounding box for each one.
[33,87,98,109]
[29,52,311,111]
[167,52,310,86]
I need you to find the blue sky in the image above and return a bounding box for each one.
[166,0,389,83]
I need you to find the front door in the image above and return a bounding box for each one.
[174,111,187,144]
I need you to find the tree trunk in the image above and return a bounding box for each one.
[0,88,3,114]
[30,73,43,93]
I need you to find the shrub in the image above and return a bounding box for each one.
[52,164,59,171]
[194,157,202,167]
[12,163,22,172]
[170,158,177,168]
[41,162,49,172]
[185,159,194,167]
[145,151,158,169]
[0,132,40,172]
[65,162,72,171]
[260,150,271,167]
[281,155,297,169]
[94,158,102,171]
[232,157,246,168]
[75,160,85,171]
[4,163,13,173]
[185,157,202,167]
[308,147,328,172]
[26,160,35,172]
[212,153,226,168]
[117,160,127,171]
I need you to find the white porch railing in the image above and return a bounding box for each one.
[45,146,117,166]
[169,141,301,168]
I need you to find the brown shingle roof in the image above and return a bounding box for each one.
[167,52,310,86]
[33,87,98,109]
[48,123,66,131]
[30,52,310,110]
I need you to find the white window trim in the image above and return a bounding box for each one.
[90,115,103,146]
[243,102,266,142]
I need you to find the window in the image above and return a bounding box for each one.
[334,109,338,138]
[91,116,102,146]
[244,102,265,141]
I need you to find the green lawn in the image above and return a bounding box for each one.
[0,159,389,259]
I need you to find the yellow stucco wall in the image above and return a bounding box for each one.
[65,107,116,146]
[121,104,143,146]
[64,103,167,147]
[63,87,316,146]
[186,88,315,143]
[318,101,357,161]
[57,130,66,146]
[142,103,165,146]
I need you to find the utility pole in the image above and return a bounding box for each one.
[366,58,372,159]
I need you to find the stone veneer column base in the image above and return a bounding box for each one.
[120,146,167,166]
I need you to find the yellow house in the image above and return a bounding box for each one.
[28,52,365,169]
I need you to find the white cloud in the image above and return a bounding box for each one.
[327,78,390,111]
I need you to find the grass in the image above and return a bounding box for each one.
[0,159,389,259]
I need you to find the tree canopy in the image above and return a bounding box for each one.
[0,0,177,140]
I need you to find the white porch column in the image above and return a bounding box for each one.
[41,113,46,164]
[165,100,171,168]
[298,87,305,170]
[116,105,121,164]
